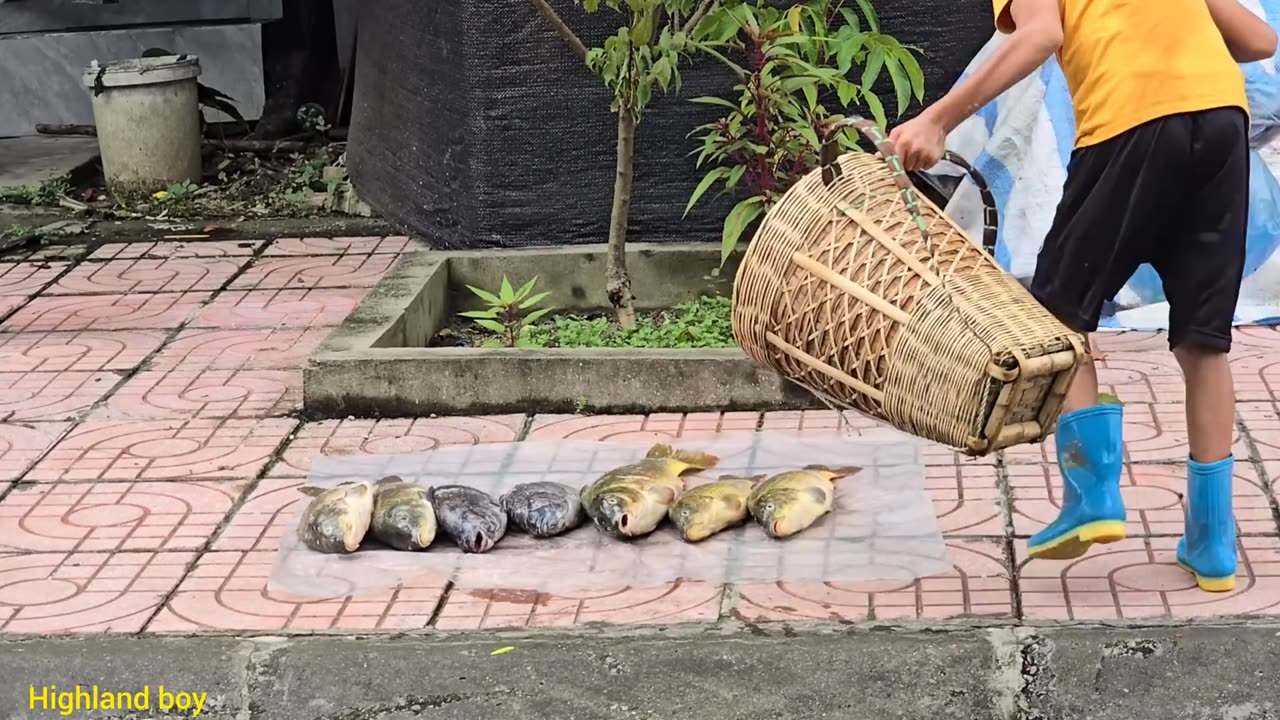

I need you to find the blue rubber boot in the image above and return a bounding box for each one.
[1027,405,1127,560]
[1177,456,1237,592]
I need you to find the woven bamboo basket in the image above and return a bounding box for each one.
[732,118,1085,456]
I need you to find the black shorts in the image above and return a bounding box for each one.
[1029,106,1249,353]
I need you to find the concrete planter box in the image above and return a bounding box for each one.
[304,243,819,418]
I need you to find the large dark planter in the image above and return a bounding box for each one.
[347,0,993,250]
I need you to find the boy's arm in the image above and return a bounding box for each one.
[1206,0,1277,63]
[887,0,1062,171]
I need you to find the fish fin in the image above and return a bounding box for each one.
[298,486,325,497]
[646,444,719,471]
[803,465,861,481]
[375,475,402,486]
[805,486,830,504]
[343,482,373,500]
[650,485,678,506]
[751,473,769,485]
[417,486,434,503]
[719,495,745,513]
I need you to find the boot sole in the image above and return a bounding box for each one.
[1027,520,1126,560]
[1176,560,1236,593]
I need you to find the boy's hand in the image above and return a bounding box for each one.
[888,111,948,172]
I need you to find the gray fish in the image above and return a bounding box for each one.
[370,476,437,551]
[297,481,375,554]
[433,485,508,553]
[500,481,584,538]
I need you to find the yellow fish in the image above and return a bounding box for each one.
[668,474,765,542]
[580,443,719,538]
[748,465,860,538]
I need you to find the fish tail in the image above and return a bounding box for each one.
[803,465,861,481]
[646,444,719,470]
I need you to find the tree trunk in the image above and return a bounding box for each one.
[253,0,340,139]
[607,108,639,330]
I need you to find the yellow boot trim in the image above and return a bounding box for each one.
[1176,560,1236,593]
[1027,520,1127,561]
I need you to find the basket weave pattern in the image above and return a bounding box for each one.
[732,142,1083,455]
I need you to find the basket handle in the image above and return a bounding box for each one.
[818,116,998,256]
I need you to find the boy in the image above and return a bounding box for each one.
[890,0,1277,591]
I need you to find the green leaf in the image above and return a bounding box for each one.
[721,197,765,264]
[884,53,911,117]
[900,51,926,101]
[498,276,515,304]
[839,8,862,33]
[855,0,880,32]
[466,285,501,305]
[651,55,673,92]
[862,91,888,129]
[475,319,507,334]
[689,95,740,111]
[802,82,818,110]
[837,79,858,107]
[685,166,730,217]
[861,46,885,90]
[515,276,539,300]
[459,309,500,319]
[726,164,746,190]
[518,291,551,309]
[522,307,553,324]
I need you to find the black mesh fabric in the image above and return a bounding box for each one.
[347,0,994,249]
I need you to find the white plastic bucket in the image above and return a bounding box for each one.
[82,54,203,188]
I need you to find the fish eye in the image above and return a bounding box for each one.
[606,497,619,506]
[765,503,775,512]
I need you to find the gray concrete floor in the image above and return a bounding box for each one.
[0,135,97,188]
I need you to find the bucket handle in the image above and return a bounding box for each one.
[818,116,998,257]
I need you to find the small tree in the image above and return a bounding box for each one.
[686,0,924,263]
[532,0,717,329]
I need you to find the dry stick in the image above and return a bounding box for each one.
[530,0,588,61]
[681,0,717,34]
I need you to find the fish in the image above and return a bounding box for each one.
[580,443,720,538]
[369,476,437,551]
[748,465,861,539]
[433,485,508,553]
[297,481,375,554]
[500,481,584,538]
[668,474,765,542]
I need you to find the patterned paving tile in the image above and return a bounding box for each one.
[147,551,448,632]
[0,481,244,552]
[0,262,67,296]
[761,410,998,467]
[89,369,300,420]
[229,255,396,291]
[188,288,366,329]
[433,581,723,630]
[1097,353,1184,405]
[47,258,245,295]
[930,464,1005,537]
[150,327,332,371]
[1008,463,1277,540]
[1232,326,1280,351]
[1240,402,1280,461]
[0,296,26,320]
[263,236,413,256]
[0,330,167,373]
[26,418,296,482]
[268,415,526,478]
[731,540,1013,621]
[1002,403,1246,464]
[2,292,211,332]
[0,551,192,634]
[1089,330,1168,353]
[1018,536,1280,620]
[212,478,303,551]
[88,240,263,261]
[0,370,118,421]
[0,422,69,482]
[1230,351,1280,403]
